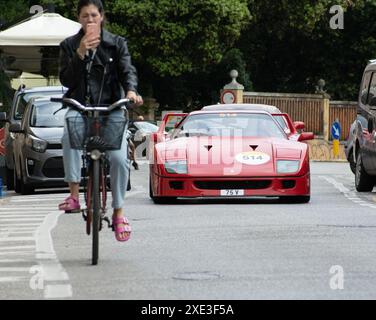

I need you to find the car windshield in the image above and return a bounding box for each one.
[30,102,67,127]
[14,91,64,120]
[134,121,159,133]
[173,113,286,139]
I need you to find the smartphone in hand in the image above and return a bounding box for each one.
[86,23,101,41]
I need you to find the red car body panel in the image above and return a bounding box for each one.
[150,108,311,199]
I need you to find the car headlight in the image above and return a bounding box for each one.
[26,135,48,153]
[277,160,300,173]
[164,160,187,174]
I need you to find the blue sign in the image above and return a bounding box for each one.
[331,121,341,140]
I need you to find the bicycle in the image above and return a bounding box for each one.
[51,96,133,265]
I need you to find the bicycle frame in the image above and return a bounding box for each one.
[51,97,132,265]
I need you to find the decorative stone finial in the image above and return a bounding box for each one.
[224,69,244,90]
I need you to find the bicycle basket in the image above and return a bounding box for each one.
[66,114,127,151]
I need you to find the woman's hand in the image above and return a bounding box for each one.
[126,91,143,106]
[77,32,100,58]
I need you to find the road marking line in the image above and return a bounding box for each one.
[44,284,72,299]
[0,245,35,251]
[0,215,46,218]
[0,251,34,256]
[0,276,26,282]
[35,211,73,299]
[0,219,45,222]
[0,237,35,242]
[0,267,31,272]
[320,176,376,209]
[0,225,40,228]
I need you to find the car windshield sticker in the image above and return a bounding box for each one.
[235,151,270,165]
[219,113,237,117]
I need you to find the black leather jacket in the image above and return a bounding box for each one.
[59,28,138,105]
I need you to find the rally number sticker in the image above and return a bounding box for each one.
[235,151,270,165]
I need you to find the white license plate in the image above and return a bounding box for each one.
[220,189,245,196]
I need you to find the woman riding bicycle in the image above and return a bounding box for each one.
[58,0,143,242]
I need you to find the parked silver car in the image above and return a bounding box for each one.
[0,85,67,190]
[10,96,67,194]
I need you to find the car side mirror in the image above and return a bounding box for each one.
[298,132,314,141]
[0,112,8,123]
[9,123,24,133]
[294,121,305,130]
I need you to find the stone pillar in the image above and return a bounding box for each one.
[220,70,244,104]
[323,96,330,141]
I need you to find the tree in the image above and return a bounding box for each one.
[238,0,365,99]
[105,0,251,109]
[107,0,250,77]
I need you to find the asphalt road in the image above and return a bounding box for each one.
[1,161,376,300]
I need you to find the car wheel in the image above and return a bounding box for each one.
[13,165,21,194]
[279,196,310,203]
[348,149,356,174]
[6,168,14,190]
[355,153,375,192]
[149,178,177,204]
[127,169,131,191]
[20,169,34,195]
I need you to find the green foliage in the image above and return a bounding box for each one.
[0,0,29,29]
[107,0,251,77]
[239,0,376,100]
[2,0,376,107]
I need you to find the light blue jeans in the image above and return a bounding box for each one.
[61,108,130,209]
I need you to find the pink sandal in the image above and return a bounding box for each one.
[112,217,132,242]
[58,196,81,213]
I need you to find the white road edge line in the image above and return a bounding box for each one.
[319,176,376,209]
[35,211,72,299]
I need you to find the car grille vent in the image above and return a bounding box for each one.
[169,181,184,190]
[47,143,62,150]
[42,157,64,178]
[194,180,271,190]
[281,180,296,189]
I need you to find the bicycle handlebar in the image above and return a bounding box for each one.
[50,97,134,112]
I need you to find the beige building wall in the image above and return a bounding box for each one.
[11,72,61,89]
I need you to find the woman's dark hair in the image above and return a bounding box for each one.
[77,0,104,16]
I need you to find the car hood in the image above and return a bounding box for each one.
[29,127,64,143]
[159,136,306,177]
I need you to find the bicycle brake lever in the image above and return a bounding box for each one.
[53,106,65,115]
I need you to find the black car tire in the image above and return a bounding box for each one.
[355,153,375,192]
[6,168,14,190]
[348,149,356,174]
[20,169,34,195]
[13,165,21,194]
[127,169,131,191]
[279,195,310,203]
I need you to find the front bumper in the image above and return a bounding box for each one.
[23,148,67,187]
[151,172,310,198]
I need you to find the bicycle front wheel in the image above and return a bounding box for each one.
[92,159,100,265]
